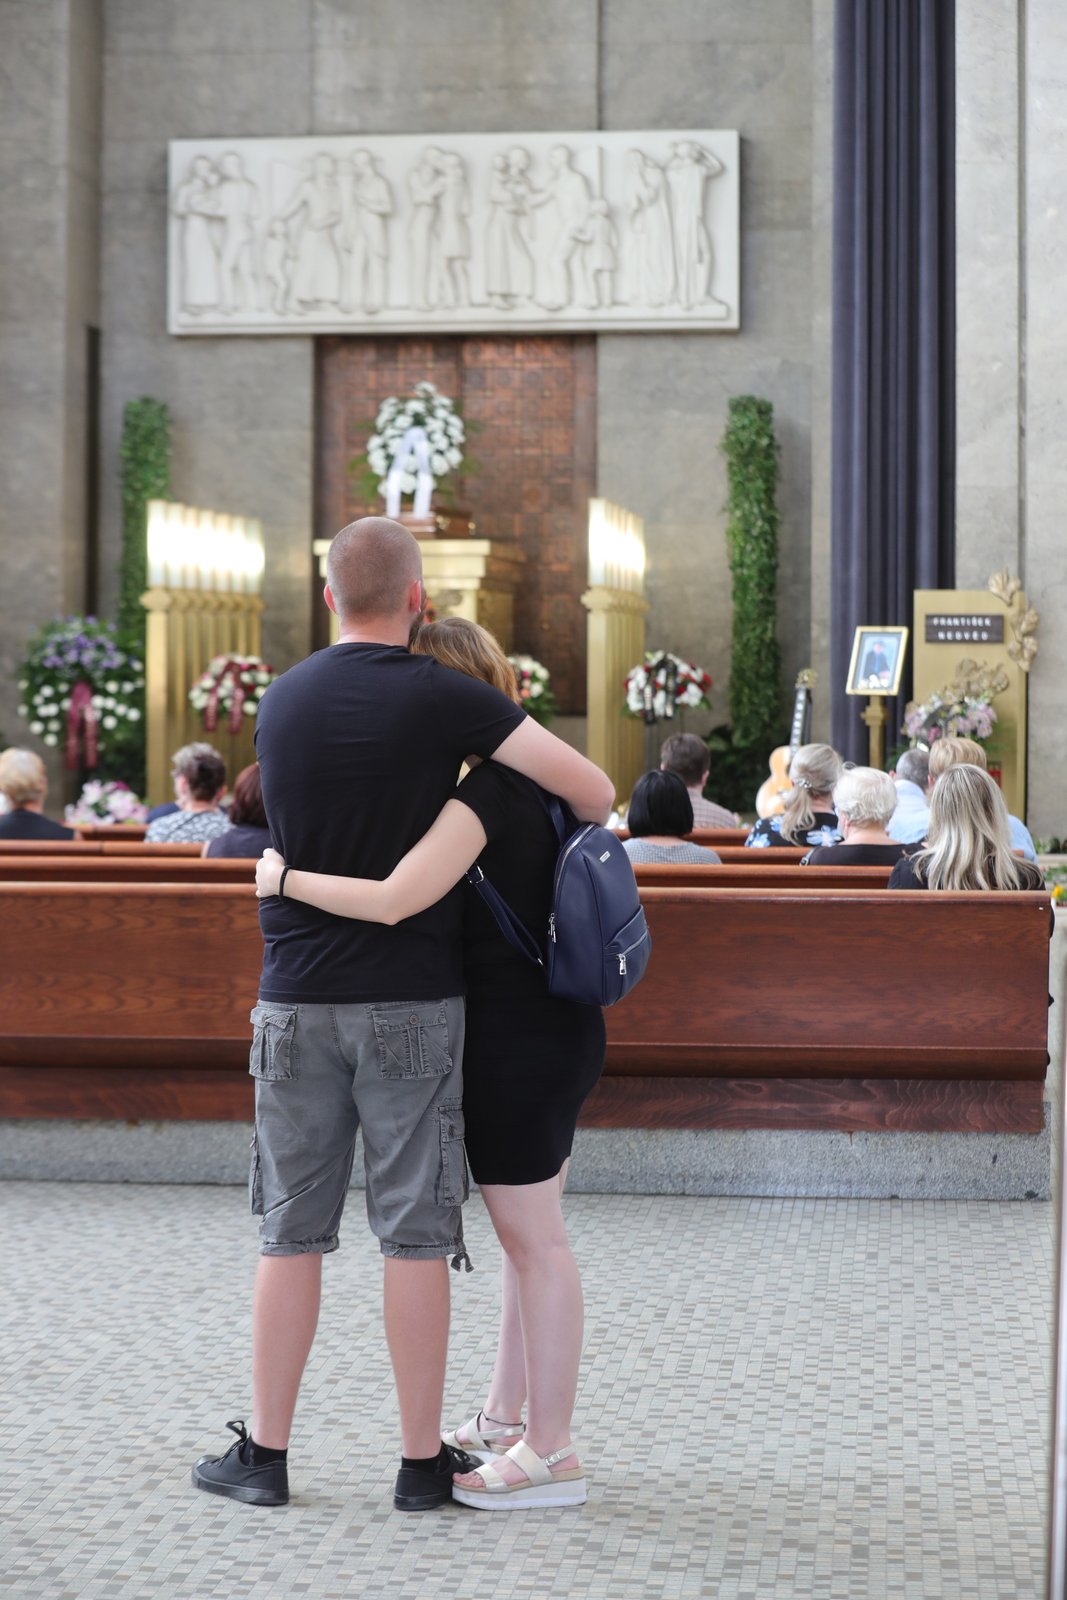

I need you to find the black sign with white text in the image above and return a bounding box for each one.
[924,613,1005,644]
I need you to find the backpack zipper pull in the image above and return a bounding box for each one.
[618,952,627,976]
[548,913,557,942]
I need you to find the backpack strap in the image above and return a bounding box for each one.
[465,865,544,968]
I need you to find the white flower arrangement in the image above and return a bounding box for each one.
[624,651,713,722]
[507,654,557,726]
[65,780,148,828]
[362,382,466,499]
[17,615,144,762]
[189,654,277,735]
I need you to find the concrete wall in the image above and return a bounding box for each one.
[0,0,102,783]
[955,0,1065,835]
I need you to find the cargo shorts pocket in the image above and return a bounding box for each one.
[436,1102,469,1207]
[372,1003,452,1080]
[249,1004,298,1081]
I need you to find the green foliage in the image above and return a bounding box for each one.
[721,396,782,751]
[704,723,768,817]
[118,398,171,652]
[116,398,169,793]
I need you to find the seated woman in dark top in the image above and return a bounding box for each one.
[0,748,75,841]
[803,767,908,867]
[622,771,721,864]
[745,743,843,849]
[203,763,270,858]
[888,765,1045,894]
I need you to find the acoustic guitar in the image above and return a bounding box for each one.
[755,669,817,819]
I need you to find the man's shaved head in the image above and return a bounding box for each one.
[326,517,423,624]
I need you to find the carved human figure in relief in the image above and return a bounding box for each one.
[262,220,294,315]
[485,154,513,308]
[276,153,343,309]
[341,149,393,314]
[624,150,676,307]
[407,147,446,311]
[172,155,222,314]
[216,152,260,315]
[666,140,727,313]
[530,144,592,311]
[436,152,472,308]
[575,197,617,309]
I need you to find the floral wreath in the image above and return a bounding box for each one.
[17,616,144,770]
[508,655,557,727]
[903,686,998,746]
[65,780,148,828]
[356,382,467,503]
[189,655,277,735]
[624,651,712,724]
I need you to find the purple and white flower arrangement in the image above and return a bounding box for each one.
[65,780,149,828]
[903,687,998,746]
[17,616,145,760]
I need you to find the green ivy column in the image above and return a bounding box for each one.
[118,398,171,653]
[723,395,783,751]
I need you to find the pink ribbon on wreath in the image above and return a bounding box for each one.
[65,680,99,771]
[202,659,247,736]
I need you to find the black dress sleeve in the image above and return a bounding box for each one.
[452,763,514,845]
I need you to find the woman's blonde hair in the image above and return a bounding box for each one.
[911,764,1028,889]
[778,743,843,844]
[411,617,521,703]
[928,736,987,781]
[832,765,897,829]
[0,747,47,807]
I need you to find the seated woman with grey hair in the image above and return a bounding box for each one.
[802,766,909,866]
[0,748,75,840]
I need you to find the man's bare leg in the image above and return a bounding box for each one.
[250,1254,323,1448]
[383,1257,450,1458]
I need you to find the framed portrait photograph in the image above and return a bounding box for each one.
[845,625,908,697]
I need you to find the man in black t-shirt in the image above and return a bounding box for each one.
[192,517,614,1513]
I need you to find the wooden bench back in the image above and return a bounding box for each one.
[0,839,204,856]
[607,887,1051,1080]
[0,883,1049,1084]
[632,863,891,890]
[0,856,257,883]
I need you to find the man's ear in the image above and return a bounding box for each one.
[324,583,338,617]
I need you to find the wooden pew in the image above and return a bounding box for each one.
[0,839,203,856]
[0,856,257,883]
[74,824,148,842]
[614,827,750,846]
[0,884,1050,1141]
[632,862,892,890]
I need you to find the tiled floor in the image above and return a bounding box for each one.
[1,1182,1054,1599]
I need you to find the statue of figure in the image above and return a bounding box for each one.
[262,220,294,315]
[485,154,513,308]
[624,150,676,307]
[666,140,726,311]
[575,197,617,309]
[530,144,592,311]
[503,146,536,299]
[216,152,260,315]
[341,149,393,314]
[407,147,446,311]
[276,153,342,309]
[172,155,222,314]
[436,152,472,308]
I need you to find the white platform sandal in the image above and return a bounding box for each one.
[441,1410,524,1461]
[451,1439,587,1510]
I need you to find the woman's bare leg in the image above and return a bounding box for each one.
[455,1165,582,1488]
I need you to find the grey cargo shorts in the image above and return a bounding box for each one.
[247,996,469,1261]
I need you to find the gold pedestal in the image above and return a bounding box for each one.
[582,585,649,804]
[313,537,525,649]
[142,587,264,806]
[861,697,889,770]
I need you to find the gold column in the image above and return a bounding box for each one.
[581,499,648,803]
[141,587,265,805]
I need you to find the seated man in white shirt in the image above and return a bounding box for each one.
[887,747,931,845]
[660,732,740,830]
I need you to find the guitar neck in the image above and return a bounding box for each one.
[788,686,810,754]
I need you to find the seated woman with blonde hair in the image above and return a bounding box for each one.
[0,748,75,841]
[927,736,1038,861]
[802,766,908,867]
[888,765,1044,892]
[745,743,844,849]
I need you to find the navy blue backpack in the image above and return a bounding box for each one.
[466,790,651,1007]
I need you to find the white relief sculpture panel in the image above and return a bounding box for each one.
[167,130,740,335]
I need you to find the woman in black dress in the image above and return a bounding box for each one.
[255,619,605,1510]
[888,764,1045,894]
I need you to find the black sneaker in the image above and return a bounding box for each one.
[191,1419,289,1507]
[393,1444,482,1512]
